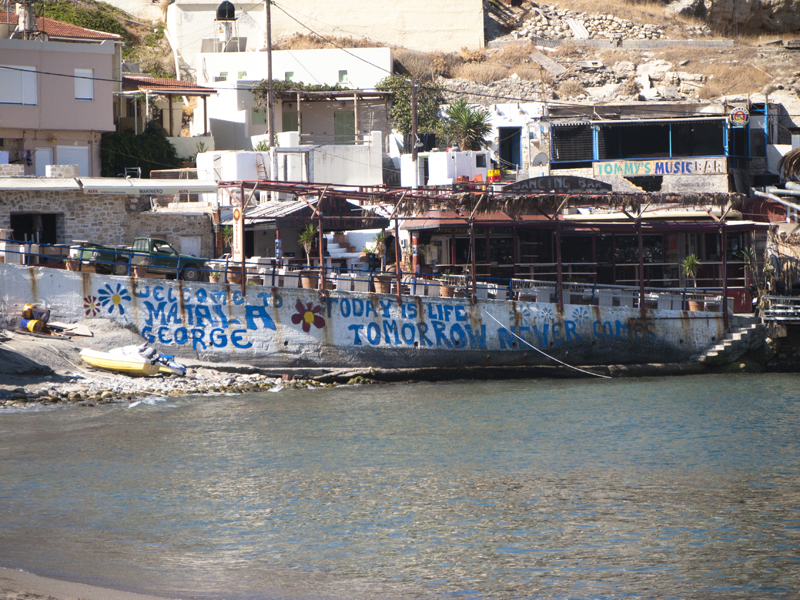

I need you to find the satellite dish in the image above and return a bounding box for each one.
[532,152,548,166]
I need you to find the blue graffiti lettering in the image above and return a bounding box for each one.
[326,298,339,318]
[450,323,466,347]
[531,323,549,347]
[212,304,229,328]
[432,321,452,348]
[232,291,245,306]
[616,320,630,339]
[498,328,516,349]
[417,323,433,347]
[141,325,155,344]
[133,283,149,298]
[174,327,188,345]
[365,301,377,318]
[231,329,251,349]
[464,324,486,349]
[454,306,467,322]
[144,301,168,326]
[340,298,351,318]
[379,299,393,318]
[245,306,277,331]
[564,320,580,342]
[158,326,172,344]
[383,320,401,344]
[195,305,214,328]
[401,323,416,345]
[192,328,206,350]
[210,328,227,348]
[349,324,364,345]
[367,322,381,345]
[196,288,208,303]
[153,286,166,302]
[353,298,364,317]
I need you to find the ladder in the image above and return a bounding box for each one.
[255,153,267,180]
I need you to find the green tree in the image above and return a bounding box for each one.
[681,253,702,288]
[100,120,180,177]
[298,224,318,265]
[375,75,444,135]
[443,99,492,151]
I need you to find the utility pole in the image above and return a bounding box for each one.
[266,0,276,182]
[411,76,418,189]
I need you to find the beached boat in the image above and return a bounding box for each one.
[79,348,160,377]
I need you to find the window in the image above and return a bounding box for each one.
[0,65,37,105]
[214,72,228,82]
[476,154,486,168]
[238,71,247,80]
[284,72,294,82]
[282,112,298,132]
[74,68,93,100]
[251,107,266,125]
[338,70,348,83]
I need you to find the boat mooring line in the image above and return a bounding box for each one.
[483,312,612,380]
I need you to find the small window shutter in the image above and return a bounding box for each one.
[74,68,93,100]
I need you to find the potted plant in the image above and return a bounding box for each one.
[64,258,79,271]
[439,269,455,298]
[298,223,318,266]
[373,230,388,271]
[373,274,393,294]
[682,253,702,310]
[209,269,221,283]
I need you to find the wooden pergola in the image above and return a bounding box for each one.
[121,76,217,136]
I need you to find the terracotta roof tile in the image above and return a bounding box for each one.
[123,75,217,95]
[0,12,122,40]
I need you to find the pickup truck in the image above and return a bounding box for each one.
[71,237,208,281]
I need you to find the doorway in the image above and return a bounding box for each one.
[498,127,522,169]
[10,213,58,244]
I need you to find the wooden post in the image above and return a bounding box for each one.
[318,204,325,292]
[721,222,728,329]
[470,221,477,303]
[297,91,302,137]
[555,218,564,313]
[394,218,402,305]
[168,94,174,137]
[638,221,645,320]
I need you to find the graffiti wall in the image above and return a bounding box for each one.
[0,263,724,368]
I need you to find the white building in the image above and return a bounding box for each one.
[166,0,484,71]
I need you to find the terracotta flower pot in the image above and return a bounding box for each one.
[228,271,242,285]
[133,265,148,278]
[299,270,318,289]
[687,300,704,311]
[65,259,79,271]
[440,284,455,298]
[373,275,392,294]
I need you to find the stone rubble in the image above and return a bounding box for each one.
[0,369,340,409]
[509,4,712,42]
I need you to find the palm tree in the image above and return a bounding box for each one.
[298,224,318,266]
[444,99,492,151]
[681,253,702,288]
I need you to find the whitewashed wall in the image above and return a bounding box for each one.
[0,263,724,369]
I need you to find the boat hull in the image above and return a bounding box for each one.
[80,348,160,377]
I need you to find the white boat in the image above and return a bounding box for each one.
[80,347,160,377]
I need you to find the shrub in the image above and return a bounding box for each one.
[100,120,181,177]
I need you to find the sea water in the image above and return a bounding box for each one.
[0,374,799,599]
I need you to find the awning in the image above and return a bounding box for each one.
[80,178,219,195]
[0,178,81,191]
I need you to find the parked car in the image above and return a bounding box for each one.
[72,237,208,281]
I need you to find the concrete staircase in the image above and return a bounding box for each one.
[698,321,765,366]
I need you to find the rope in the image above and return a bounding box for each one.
[483,311,611,380]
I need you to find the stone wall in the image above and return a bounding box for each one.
[0,165,24,177]
[0,190,214,256]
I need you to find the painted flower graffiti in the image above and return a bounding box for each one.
[572,306,589,324]
[291,300,326,333]
[84,295,100,317]
[97,283,131,315]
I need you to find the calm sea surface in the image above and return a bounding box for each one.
[0,374,799,600]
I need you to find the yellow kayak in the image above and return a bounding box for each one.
[80,348,160,377]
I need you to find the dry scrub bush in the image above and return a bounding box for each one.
[274,33,382,50]
[452,62,510,83]
[552,42,583,59]
[497,43,537,66]
[394,48,458,81]
[510,65,550,82]
[557,79,586,98]
[697,64,772,99]
[460,47,486,63]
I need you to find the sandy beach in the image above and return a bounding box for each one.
[0,568,176,600]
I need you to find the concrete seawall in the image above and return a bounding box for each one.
[0,263,727,368]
